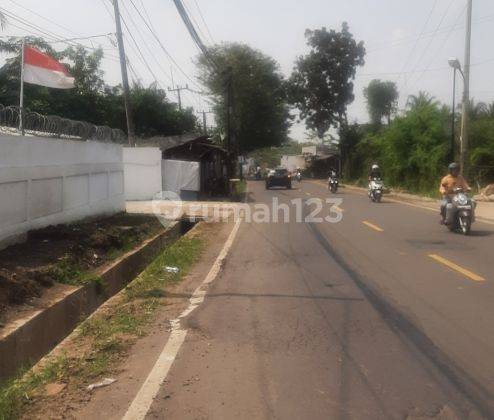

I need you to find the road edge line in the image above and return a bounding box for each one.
[122,217,242,420]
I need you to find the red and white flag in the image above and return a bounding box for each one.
[23,46,75,89]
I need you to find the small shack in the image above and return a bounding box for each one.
[302,144,340,178]
[144,134,229,200]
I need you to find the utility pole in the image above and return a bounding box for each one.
[19,37,25,136]
[168,84,189,111]
[451,68,457,162]
[460,0,473,174]
[196,110,212,134]
[112,0,134,146]
[225,66,236,177]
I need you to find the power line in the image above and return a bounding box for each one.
[367,11,494,55]
[192,0,215,44]
[5,0,116,51]
[404,0,456,88]
[172,0,218,71]
[119,0,173,85]
[407,3,467,95]
[0,7,119,59]
[119,13,161,87]
[126,0,202,89]
[397,0,438,84]
[182,0,208,45]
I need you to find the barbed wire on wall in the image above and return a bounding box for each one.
[0,104,127,143]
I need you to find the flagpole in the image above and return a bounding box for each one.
[19,37,25,135]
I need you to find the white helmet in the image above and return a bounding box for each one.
[372,164,379,170]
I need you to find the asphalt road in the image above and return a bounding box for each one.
[140,180,494,419]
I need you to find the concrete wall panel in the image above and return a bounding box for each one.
[0,135,125,249]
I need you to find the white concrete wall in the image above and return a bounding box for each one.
[123,147,162,201]
[0,135,125,249]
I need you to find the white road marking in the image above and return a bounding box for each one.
[122,217,242,420]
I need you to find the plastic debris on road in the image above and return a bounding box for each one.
[165,266,180,273]
[87,378,116,391]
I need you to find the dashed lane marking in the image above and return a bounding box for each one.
[362,220,384,232]
[428,254,485,282]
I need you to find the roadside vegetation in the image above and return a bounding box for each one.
[340,87,494,196]
[0,230,205,420]
[0,37,199,138]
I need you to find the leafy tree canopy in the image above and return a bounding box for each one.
[0,37,199,139]
[197,43,291,152]
[288,23,365,138]
[363,79,398,125]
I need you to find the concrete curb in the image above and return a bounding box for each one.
[0,222,182,382]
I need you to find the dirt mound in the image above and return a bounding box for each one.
[0,214,163,322]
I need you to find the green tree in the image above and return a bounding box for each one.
[406,91,438,110]
[288,23,365,138]
[363,79,398,125]
[197,43,291,152]
[0,36,198,137]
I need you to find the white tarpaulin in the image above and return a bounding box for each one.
[162,159,200,194]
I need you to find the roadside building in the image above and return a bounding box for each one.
[302,144,340,178]
[280,155,306,173]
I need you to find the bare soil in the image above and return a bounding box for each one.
[19,221,232,420]
[0,213,163,323]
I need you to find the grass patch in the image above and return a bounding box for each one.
[47,257,104,287]
[0,233,205,420]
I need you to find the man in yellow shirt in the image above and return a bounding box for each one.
[440,162,470,224]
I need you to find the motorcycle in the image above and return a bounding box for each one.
[444,188,476,235]
[295,172,302,182]
[328,176,339,193]
[369,178,384,203]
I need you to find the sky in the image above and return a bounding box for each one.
[1,0,494,142]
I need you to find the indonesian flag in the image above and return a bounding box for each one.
[23,46,75,89]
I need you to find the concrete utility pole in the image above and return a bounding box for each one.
[168,85,189,111]
[460,0,473,174]
[196,110,212,134]
[113,0,134,146]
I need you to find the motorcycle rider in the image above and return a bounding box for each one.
[439,162,471,224]
[328,166,338,179]
[368,163,381,181]
[368,163,382,195]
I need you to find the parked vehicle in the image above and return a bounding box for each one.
[369,178,384,202]
[328,175,339,193]
[444,188,476,235]
[266,168,292,190]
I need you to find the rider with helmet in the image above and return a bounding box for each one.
[369,163,381,181]
[439,162,470,224]
[368,163,382,195]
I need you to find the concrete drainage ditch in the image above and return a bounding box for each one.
[0,219,196,382]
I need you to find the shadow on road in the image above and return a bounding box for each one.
[468,230,493,237]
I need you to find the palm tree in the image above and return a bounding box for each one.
[487,102,494,118]
[406,91,439,110]
[467,99,488,120]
